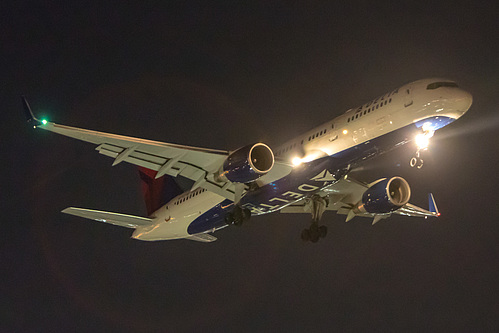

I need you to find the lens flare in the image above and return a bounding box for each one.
[415,130,434,150]
[292,157,302,166]
[415,133,430,150]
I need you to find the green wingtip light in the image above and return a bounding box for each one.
[41,119,48,125]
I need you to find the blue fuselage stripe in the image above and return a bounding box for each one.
[187,117,453,234]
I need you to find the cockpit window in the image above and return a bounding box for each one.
[426,82,459,90]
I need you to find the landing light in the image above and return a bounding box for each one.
[415,133,430,150]
[415,130,434,150]
[292,157,302,166]
[342,129,348,135]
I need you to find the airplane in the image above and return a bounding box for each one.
[23,78,472,243]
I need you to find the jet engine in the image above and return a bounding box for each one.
[356,177,411,214]
[219,143,274,183]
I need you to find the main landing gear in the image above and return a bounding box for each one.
[301,223,328,243]
[225,205,251,226]
[301,194,329,243]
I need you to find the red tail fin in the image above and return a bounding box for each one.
[138,167,184,216]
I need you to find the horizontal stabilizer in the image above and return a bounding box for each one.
[187,233,217,242]
[62,207,153,229]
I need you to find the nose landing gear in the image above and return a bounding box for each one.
[410,130,434,169]
[410,150,424,169]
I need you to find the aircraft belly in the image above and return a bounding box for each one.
[133,193,225,241]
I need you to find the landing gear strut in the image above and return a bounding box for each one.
[410,129,434,169]
[225,205,251,226]
[301,194,329,243]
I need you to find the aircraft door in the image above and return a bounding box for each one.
[328,131,339,142]
[404,86,413,107]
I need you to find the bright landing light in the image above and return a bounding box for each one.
[292,157,303,166]
[415,130,434,150]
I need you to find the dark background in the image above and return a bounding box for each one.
[2,1,499,331]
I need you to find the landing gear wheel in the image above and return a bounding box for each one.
[410,149,425,169]
[319,225,328,238]
[233,208,243,226]
[309,224,320,243]
[230,205,250,227]
[225,212,234,225]
[410,157,424,168]
[242,208,251,221]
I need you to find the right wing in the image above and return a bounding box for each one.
[280,176,439,224]
[23,97,292,201]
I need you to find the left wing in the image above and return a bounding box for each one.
[23,97,291,201]
[281,176,439,224]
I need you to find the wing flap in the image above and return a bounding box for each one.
[394,203,438,218]
[186,233,217,242]
[62,207,153,229]
[29,116,243,200]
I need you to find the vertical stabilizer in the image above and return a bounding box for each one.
[138,167,184,216]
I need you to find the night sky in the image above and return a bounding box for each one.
[2,1,499,331]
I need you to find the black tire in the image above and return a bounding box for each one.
[309,226,320,243]
[242,208,251,221]
[233,207,243,226]
[225,212,234,225]
[301,229,310,242]
[319,225,328,238]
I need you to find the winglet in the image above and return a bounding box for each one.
[428,193,440,216]
[21,96,42,126]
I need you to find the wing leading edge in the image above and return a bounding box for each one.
[62,207,154,229]
[23,97,292,202]
[280,176,439,224]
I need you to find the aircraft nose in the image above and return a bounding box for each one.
[454,90,473,115]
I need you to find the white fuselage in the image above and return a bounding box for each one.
[133,78,472,241]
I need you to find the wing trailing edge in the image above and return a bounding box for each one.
[62,207,153,229]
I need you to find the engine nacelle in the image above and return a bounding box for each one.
[219,143,274,183]
[357,177,411,214]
